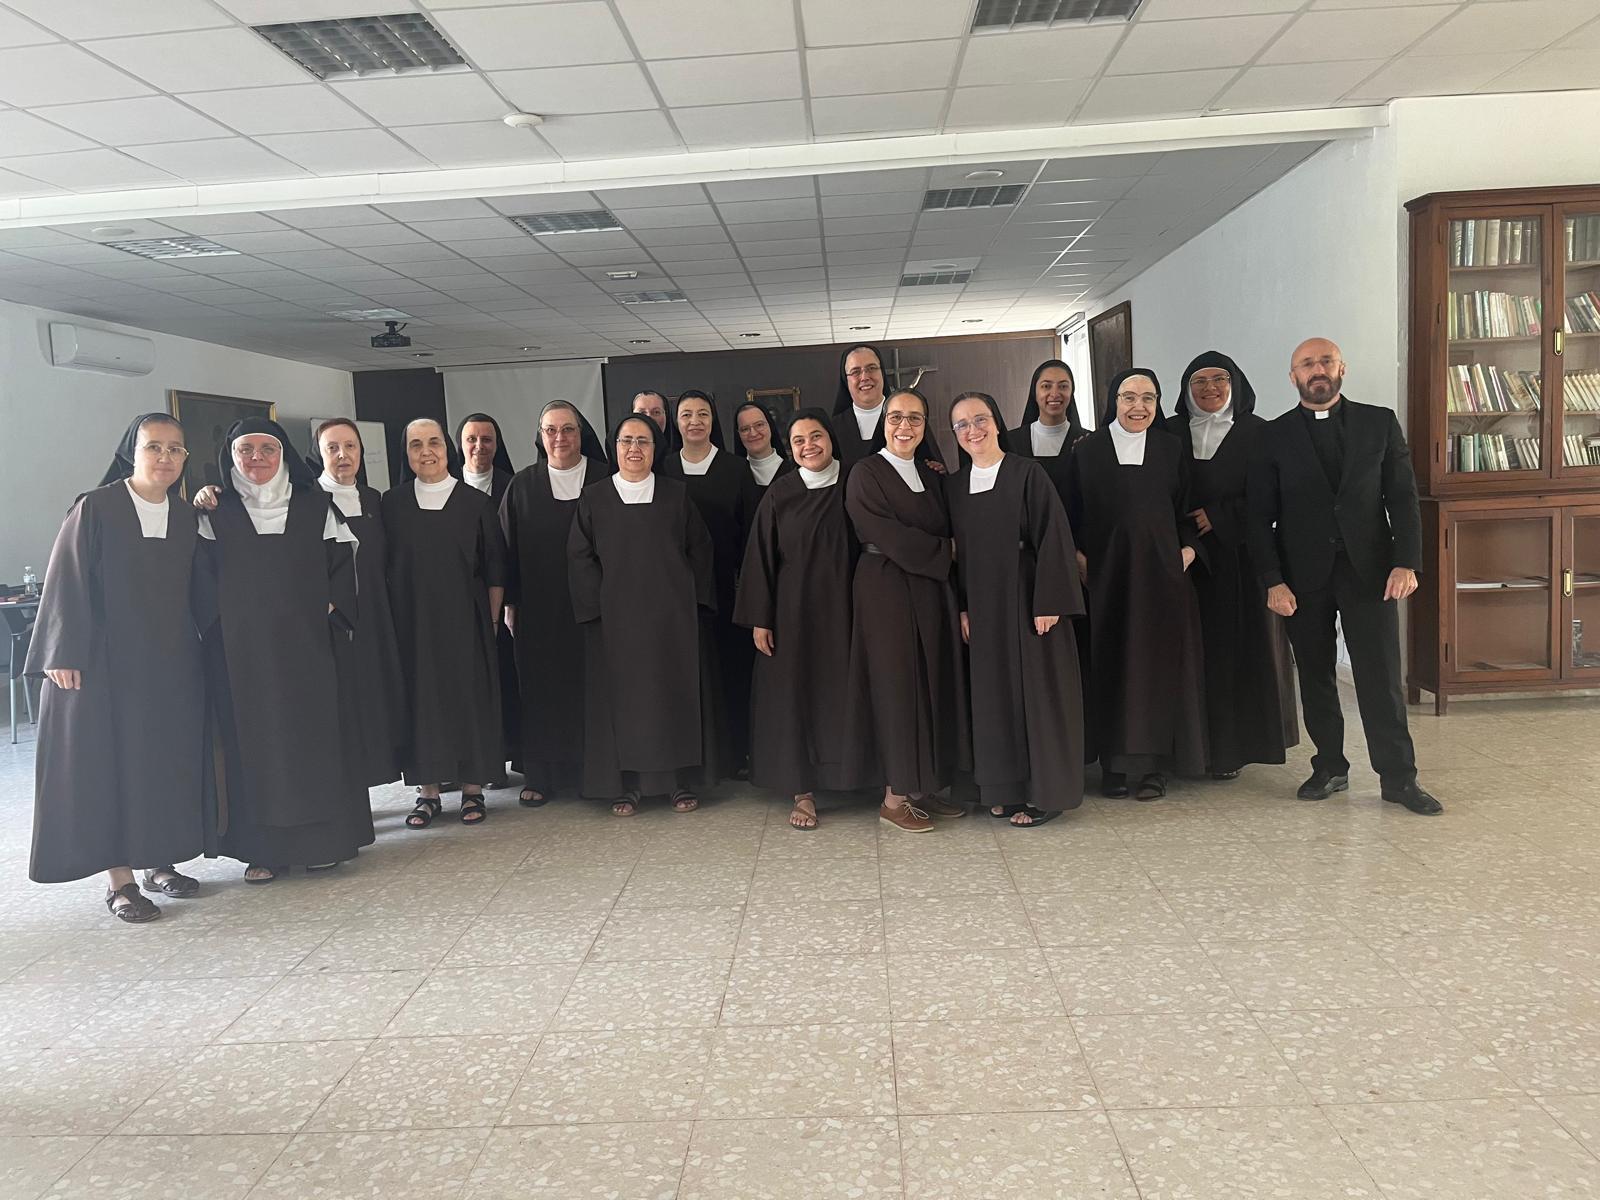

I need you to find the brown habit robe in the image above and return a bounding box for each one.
[382,480,508,786]
[27,483,205,883]
[842,452,970,795]
[332,483,406,787]
[1067,428,1209,777]
[568,475,724,798]
[947,455,1087,811]
[734,468,860,796]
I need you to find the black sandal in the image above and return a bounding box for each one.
[243,864,282,884]
[460,794,487,824]
[406,797,442,829]
[141,867,199,898]
[670,789,699,813]
[612,792,639,817]
[1135,773,1167,801]
[989,804,1025,819]
[518,789,547,808]
[1010,806,1062,828]
[106,882,160,923]
[1210,769,1241,781]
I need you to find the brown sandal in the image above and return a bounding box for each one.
[106,882,160,923]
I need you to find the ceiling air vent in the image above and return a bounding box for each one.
[252,14,465,80]
[900,270,973,287]
[507,210,623,236]
[104,236,240,260]
[327,308,413,321]
[972,0,1143,32]
[616,291,688,304]
[923,185,1027,211]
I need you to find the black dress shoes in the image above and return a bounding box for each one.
[1100,771,1130,799]
[1382,784,1443,815]
[1296,770,1349,800]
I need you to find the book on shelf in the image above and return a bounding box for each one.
[1447,431,1540,471]
[1566,368,1600,411]
[1445,364,1543,412]
[1563,433,1600,467]
[1565,290,1600,333]
[1448,290,1541,339]
[1452,217,1540,267]
[1567,214,1600,264]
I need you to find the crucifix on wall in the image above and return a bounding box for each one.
[882,345,936,392]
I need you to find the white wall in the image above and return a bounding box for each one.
[0,299,354,578]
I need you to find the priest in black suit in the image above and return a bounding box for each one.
[1247,337,1441,815]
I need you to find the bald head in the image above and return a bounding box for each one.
[1289,337,1345,409]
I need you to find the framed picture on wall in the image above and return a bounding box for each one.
[746,386,800,411]
[168,390,276,498]
[1087,302,1133,404]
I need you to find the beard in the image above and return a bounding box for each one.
[1296,371,1342,404]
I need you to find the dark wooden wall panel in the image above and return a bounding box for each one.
[353,367,447,483]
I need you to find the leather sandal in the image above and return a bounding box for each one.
[406,797,442,829]
[460,793,487,824]
[141,867,199,898]
[106,882,160,923]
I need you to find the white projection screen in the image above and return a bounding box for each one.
[441,361,606,468]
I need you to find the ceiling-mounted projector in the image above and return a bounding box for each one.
[371,320,411,349]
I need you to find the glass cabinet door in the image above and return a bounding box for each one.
[1445,214,1546,477]
[1567,509,1600,675]
[1449,513,1557,676]
[1558,209,1600,477]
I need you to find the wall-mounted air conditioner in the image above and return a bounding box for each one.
[48,323,155,376]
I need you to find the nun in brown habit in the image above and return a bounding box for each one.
[946,392,1087,827]
[1066,369,1209,800]
[569,413,724,814]
[734,407,860,830]
[1170,352,1299,777]
[385,419,508,828]
[27,414,205,922]
[842,387,970,832]
[500,400,608,805]
[195,417,372,883]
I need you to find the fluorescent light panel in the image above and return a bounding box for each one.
[900,270,974,286]
[507,210,623,236]
[923,185,1027,211]
[972,0,1143,31]
[252,14,465,80]
[615,291,688,304]
[104,236,240,260]
[328,308,413,321]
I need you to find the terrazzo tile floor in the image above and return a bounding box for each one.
[3,689,1599,1198]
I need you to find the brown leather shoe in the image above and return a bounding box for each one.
[919,794,967,818]
[879,802,933,832]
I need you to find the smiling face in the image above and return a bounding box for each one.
[405,419,450,484]
[615,417,657,481]
[1115,375,1159,434]
[883,391,926,460]
[844,347,885,410]
[541,404,583,471]
[1188,366,1232,415]
[789,418,833,472]
[737,407,772,458]
[632,392,668,430]
[319,422,362,485]
[952,396,1001,464]
[1034,366,1073,425]
[676,395,714,449]
[1290,338,1345,407]
[132,418,186,493]
[232,433,283,485]
[460,420,498,474]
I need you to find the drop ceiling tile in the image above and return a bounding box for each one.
[620,0,802,60]
[1111,13,1294,74]
[254,247,383,270]
[6,0,227,37]
[163,212,292,235]
[431,3,632,70]
[1212,59,1385,110]
[89,28,309,91]
[395,121,560,168]
[810,90,945,137]
[823,214,917,236]
[1259,7,1457,64]
[740,238,823,257]
[126,137,307,182]
[671,99,809,150]
[0,43,152,106]
[333,74,510,126]
[263,204,388,228]
[800,0,972,45]
[0,7,55,47]
[256,129,432,174]
[958,26,1122,86]
[0,111,96,156]
[380,199,497,221]
[728,220,820,241]
[716,197,819,224]
[43,95,240,147]
[535,110,680,158]
[819,191,922,218]
[1413,0,1596,54]
[1485,46,1600,90]
[633,224,731,247]
[595,184,708,208]
[649,52,803,107]
[946,80,1089,128]
[806,41,960,97]
[1075,69,1236,122]
[180,85,371,135]
[819,168,929,195]
[489,63,658,116]
[609,203,720,228]
[0,148,179,189]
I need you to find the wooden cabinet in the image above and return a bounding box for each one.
[1406,186,1600,712]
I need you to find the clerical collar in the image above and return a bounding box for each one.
[680,445,717,476]
[853,400,884,440]
[1109,420,1148,466]
[1301,398,1342,422]
[613,473,655,504]
[463,467,494,493]
[748,450,781,486]
[877,446,925,493]
[800,459,840,490]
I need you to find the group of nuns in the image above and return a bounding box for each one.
[26,342,1299,923]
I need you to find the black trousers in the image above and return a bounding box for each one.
[1284,553,1417,790]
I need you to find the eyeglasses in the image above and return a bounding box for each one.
[845,364,882,380]
[885,412,924,428]
[951,414,993,436]
[138,442,189,460]
[1294,355,1341,371]
[1190,374,1231,390]
[617,436,655,449]
[1117,392,1156,405]
[542,424,579,438]
[235,444,280,460]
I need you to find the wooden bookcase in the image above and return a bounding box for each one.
[1407,185,1600,712]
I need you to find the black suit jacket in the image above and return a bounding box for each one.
[1246,397,1422,594]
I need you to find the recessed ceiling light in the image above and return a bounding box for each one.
[961,318,984,323]
[328,307,411,321]
[104,235,239,260]
[901,269,973,286]
[740,332,763,338]
[628,339,652,344]
[507,210,622,236]
[412,351,434,358]
[518,345,540,351]
[502,112,544,129]
[964,170,1005,181]
[615,290,687,305]
[605,270,640,280]
[251,13,465,80]
[923,185,1026,211]
[91,225,138,238]
[849,325,872,331]
[972,0,1144,32]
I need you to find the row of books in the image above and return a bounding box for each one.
[1448,291,1541,339]
[1563,290,1600,333]
[1445,364,1540,413]
[1452,218,1538,267]
[1567,369,1600,411]
[1568,214,1600,265]
[1448,433,1540,472]
[1564,434,1600,467]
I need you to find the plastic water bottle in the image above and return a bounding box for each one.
[22,566,37,597]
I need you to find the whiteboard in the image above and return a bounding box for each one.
[441,361,605,470]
